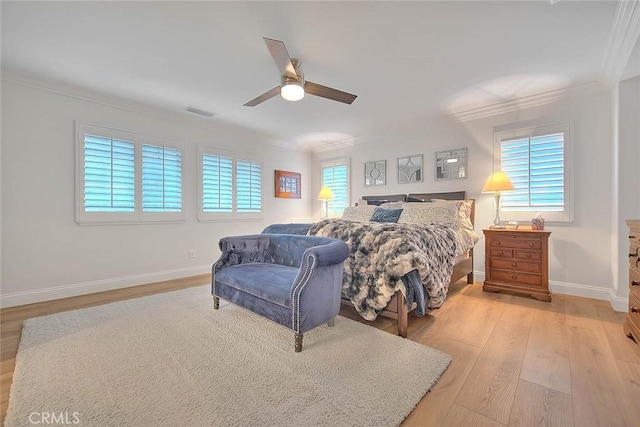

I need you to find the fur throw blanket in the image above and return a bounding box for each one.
[308,219,457,320]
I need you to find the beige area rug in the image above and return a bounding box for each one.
[5,286,451,427]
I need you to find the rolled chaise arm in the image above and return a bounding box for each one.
[290,240,349,337]
[213,234,272,274]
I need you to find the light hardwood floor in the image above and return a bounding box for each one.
[2,275,639,426]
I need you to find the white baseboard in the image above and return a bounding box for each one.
[472,271,628,312]
[0,265,211,308]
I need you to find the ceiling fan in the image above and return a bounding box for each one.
[244,37,357,107]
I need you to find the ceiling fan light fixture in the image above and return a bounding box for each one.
[281,80,305,102]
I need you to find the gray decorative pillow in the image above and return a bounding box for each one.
[370,207,403,223]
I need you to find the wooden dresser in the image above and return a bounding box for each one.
[624,219,640,343]
[483,228,551,301]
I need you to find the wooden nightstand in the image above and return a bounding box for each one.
[624,219,640,344]
[483,227,551,301]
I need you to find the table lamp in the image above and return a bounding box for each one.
[317,186,334,219]
[482,171,515,228]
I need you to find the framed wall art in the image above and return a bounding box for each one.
[397,154,423,184]
[435,147,468,180]
[275,170,301,198]
[364,160,386,186]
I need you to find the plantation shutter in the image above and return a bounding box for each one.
[322,163,349,215]
[500,132,564,212]
[84,134,135,212]
[141,144,182,212]
[236,160,262,213]
[202,154,233,213]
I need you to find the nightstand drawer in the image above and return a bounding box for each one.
[491,259,541,273]
[515,250,542,261]
[490,249,514,258]
[491,270,542,287]
[490,239,542,250]
[630,231,640,247]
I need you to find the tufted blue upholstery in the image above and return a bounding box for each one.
[212,234,349,352]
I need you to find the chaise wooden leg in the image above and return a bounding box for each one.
[467,271,474,284]
[295,333,303,352]
[213,296,219,309]
[327,317,335,327]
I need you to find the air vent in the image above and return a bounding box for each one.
[186,106,215,117]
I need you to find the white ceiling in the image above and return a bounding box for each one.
[1,1,636,150]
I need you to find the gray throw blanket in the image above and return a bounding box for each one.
[308,219,457,320]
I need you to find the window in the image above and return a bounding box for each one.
[198,146,263,221]
[202,154,233,213]
[76,123,184,224]
[494,122,572,223]
[84,133,135,213]
[321,158,350,217]
[236,160,262,213]
[142,144,182,213]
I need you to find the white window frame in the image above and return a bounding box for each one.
[197,145,264,222]
[320,158,350,218]
[493,121,573,223]
[75,122,185,225]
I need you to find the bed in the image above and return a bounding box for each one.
[262,191,477,338]
[358,191,475,337]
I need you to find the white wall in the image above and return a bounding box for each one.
[0,79,313,307]
[616,76,640,299]
[313,83,622,307]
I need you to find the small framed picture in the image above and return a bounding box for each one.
[397,154,423,184]
[275,170,301,198]
[364,160,386,186]
[435,148,468,180]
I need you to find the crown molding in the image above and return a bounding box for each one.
[447,81,605,123]
[602,0,640,83]
[1,69,305,152]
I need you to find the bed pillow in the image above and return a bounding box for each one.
[341,205,377,222]
[378,201,404,209]
[370,207,403,223]
[398,202,458,227]
[431,199,474,231]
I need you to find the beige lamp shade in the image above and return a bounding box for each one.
[482,171,515,193]
[317,186,334,201]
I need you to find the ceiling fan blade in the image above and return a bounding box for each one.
[305,81,357,105]
[243,86,281,107]
[263,37,297,79]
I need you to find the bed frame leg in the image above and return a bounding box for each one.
[213,296,219,309]
[327,317,335,327]
[397,294,408,338]
[467,271,474,284]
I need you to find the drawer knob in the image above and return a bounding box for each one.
[528,243,534,247]
[496,242,501,246]
[525,253,531,258]
[498,251,503,256]
[512,275,518,280]
[511,262,517,267]
[632,306,639,314]
[632,280,639,286]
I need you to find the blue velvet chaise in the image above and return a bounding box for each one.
[212,234,349,352]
